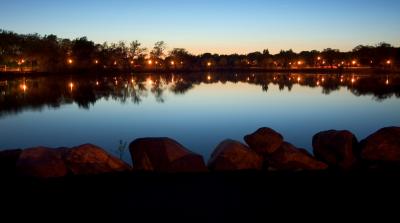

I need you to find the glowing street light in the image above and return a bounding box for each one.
[387,60,391,65]
[95,60,99,64]
[170,61,175,65]
[352,60,357,65]
[207,62,212,67]
[207,75,212,81]
[67,59,73,64]
[317,56,321,61]
[69,82,74,91]
[148,60,153,65]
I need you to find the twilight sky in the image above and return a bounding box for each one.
[1,0,399,54]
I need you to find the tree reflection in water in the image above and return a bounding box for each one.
[0,72,399,117]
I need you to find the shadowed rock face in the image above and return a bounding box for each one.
[267,142,328,171]
[16,147,68,178]
[129,137,207,172]
[208,139,263,171]
[361,127,400,162]
[244,127,284,155]
[313,130,359,169]
[64,144,131,175]
[0,149,22,176]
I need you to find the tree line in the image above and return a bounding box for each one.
[0,29,399,72]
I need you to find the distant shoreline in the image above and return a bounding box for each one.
[1,67,399,77]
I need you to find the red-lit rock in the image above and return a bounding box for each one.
[361,127,400,162]
[16,147,68,178]
[267,142,328,171]
[64,144,131,175]
[129,137,207,172]
[244,127,284,155]
[208,139,263,171]
[312,130,359,169]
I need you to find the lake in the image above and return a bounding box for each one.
[1,72,399,163]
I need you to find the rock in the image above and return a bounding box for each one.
[64,144,131,175]
[208,139,263,171]
[129,137,207,172]
[16,147,68,178]
[268,142,328,171]
[312,130,359,169]
[360,127,400,162]
[0,149,22,176]
[244,127,284,155]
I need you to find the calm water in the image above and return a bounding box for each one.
[1,72,399,163]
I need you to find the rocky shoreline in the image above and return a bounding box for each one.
[1,126,399,178]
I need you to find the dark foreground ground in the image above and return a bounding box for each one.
[2,171,400,222]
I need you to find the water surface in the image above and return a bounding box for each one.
[1,72,399,163]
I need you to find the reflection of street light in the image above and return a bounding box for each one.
[69,82,74,91]
[207,75,211,81]
[20,84,27,92]
[207,62,212,67]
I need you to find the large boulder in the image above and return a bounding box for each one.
[64,144,131,175]
[244,127,284,155]
[360,127,400,162]
[0,149,22,176]
[312,130,359,169]
[129,138,207,172]
[267,142,328,171]
[208,139,263,171]
[16,147,68,178]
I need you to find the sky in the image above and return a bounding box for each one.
[1,0,399,54]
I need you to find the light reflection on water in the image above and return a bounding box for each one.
[0,72,399,163]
